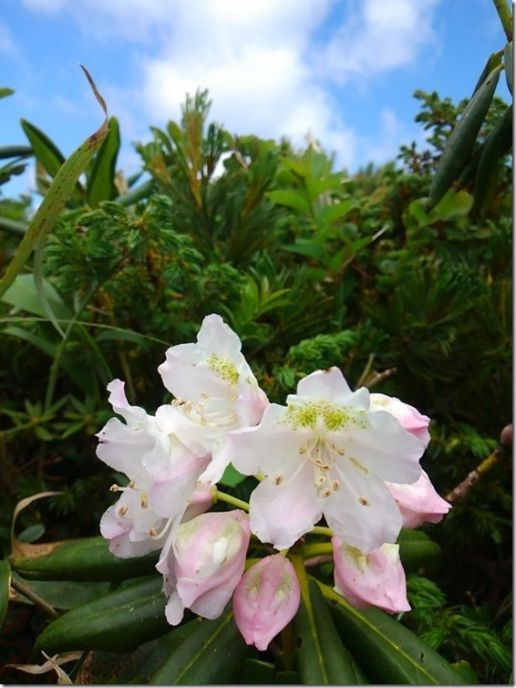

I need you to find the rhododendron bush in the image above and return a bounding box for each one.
[5,313,469,684]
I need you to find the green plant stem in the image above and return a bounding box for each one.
[11,577,60,620]
[214,489,250,512]
[301,543,334,559]
[492,0,513,41]
[309,525,333,537]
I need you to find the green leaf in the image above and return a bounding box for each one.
[1,273,72,320]
[87,116,121,207]
[150,608,249,684]
[20,119,67,180]
[11,536,160,582]
[320,581,468,684]
[432,189,473,222]
[397,529,442,572]
[219,463,247,487]
[0,559,10,630]
[2,326,57,357]
[429,64,502,207]
[292,559,366,684]
[74,622,198,684]
[267,189,311,214]
[504,41,513,95]
[33,575,169,655]
[0,87,14,99]
[0,67,108,300]
[12,572,110,610]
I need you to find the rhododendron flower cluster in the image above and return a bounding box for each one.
[96,314,450,651]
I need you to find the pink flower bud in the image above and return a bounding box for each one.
[370,393,431,444]
[233,554,300,651]
[386,470,451,528]
[332,537,410,614]
[161,510,250,625]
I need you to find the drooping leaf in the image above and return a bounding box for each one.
[33,575,169,656]
[150,608,249,684]
[319,580,468,684]
[11,536,159,582]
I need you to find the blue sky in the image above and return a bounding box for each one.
[1,0,510,198]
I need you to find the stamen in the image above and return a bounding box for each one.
[141,495,148,509]
[110,484,120,492]
[118,504,128,516]
[332,479,340,491]
[274,475,283,485]
[358,496,370,506]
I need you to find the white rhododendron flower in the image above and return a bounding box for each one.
[223,368,426,552]
[158,510,250,625]
[233,554,300,651]
[333,538,410,613]
[158,314,268,483]
[386,470,451,528]
[97,379,210,558]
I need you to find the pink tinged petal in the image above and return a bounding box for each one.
[248,466,323,550]
[386,470,451,528]
[164,510,250,624]
[100,505,164,558]
[333,538,410,614]
[96,416,156,474]
[340,407,424,485]
[370,393,431,444]
[324,468,403,554]
[233,554,300,651]
[106,379,148,424]
[183,482,215,522]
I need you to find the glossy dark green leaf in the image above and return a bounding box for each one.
[397,529,442,572]
[321,581,468,684]
[504,42,513,95]
[87,116,121,207]
[150,608,249,684]
[239,658,276,684]
[12,572,110,610]
[0,559,11,630]
[11,536,159,581]
[472,104,513,216]
[429,64,502,207]
[33,575,169,656]
[75,621,198,684]
[293,575,366,684]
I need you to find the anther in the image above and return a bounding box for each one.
[118,504,128,516]
[358,496,370,506]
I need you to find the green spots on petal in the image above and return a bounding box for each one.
[207,353,239,385]
[285,401,367,432]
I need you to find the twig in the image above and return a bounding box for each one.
[11,577,60,620]
[445,424,512,503]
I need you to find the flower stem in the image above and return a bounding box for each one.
[214,489,250,512]
[309,525,333,537]
[301,543,334,559]
[11,577,60,620]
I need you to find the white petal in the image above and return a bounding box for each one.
[324,468,403,553]
[249,467,323,549]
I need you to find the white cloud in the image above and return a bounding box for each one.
[19,0,442,171]
[0,22,18,54]
[317,0,439,83]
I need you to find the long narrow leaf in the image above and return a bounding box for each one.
[0,66,108,300]
[87,116,121,207]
